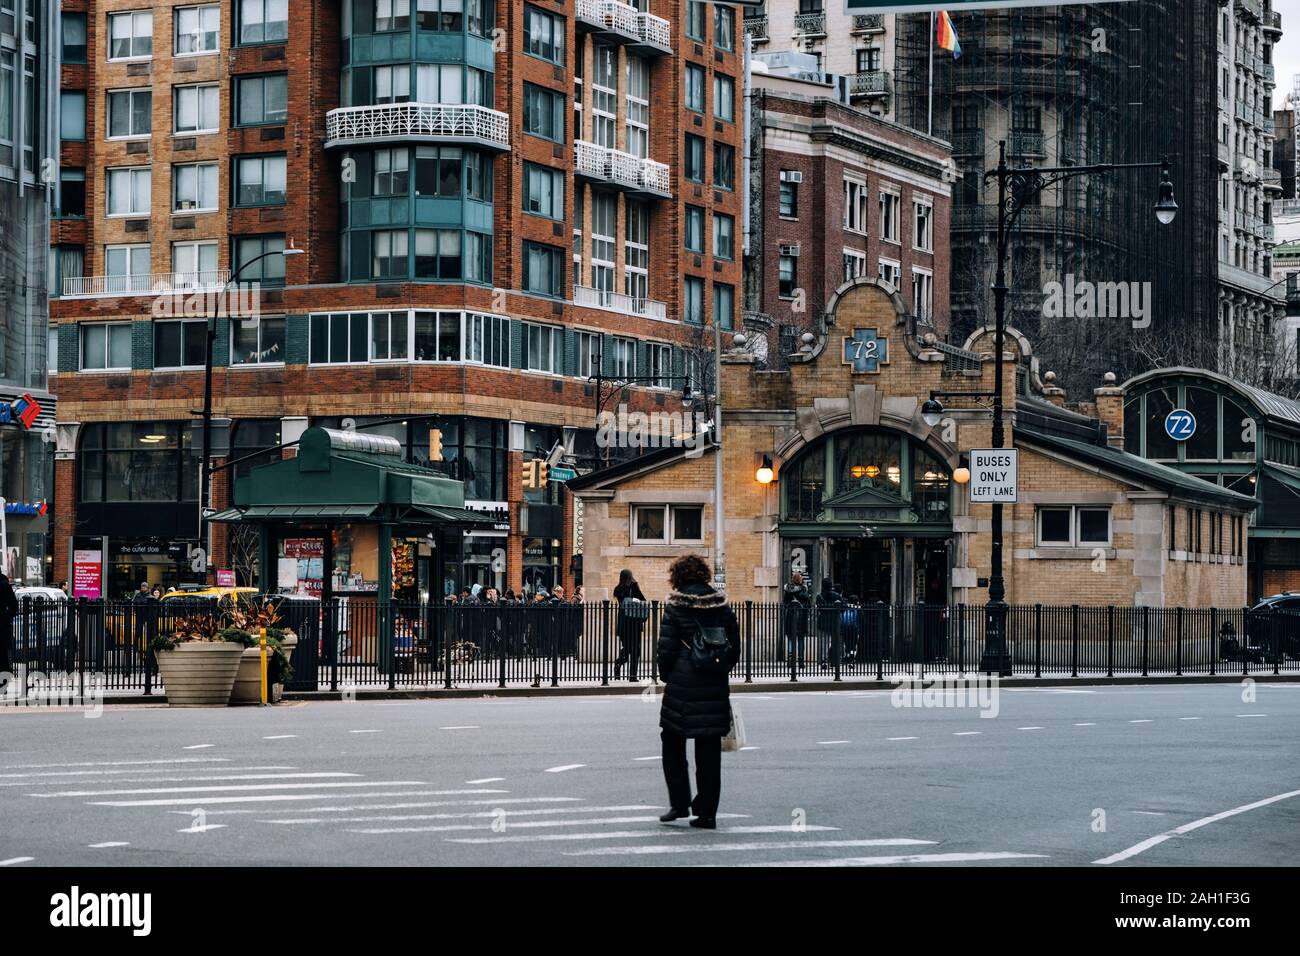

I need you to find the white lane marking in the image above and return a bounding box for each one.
[0,857,34,866]
[738,746,759,751]
[887,737,918,741]
[1236,714,1268,718]
[1178,717,1202,721]
[92,788,509,808]
[732,851,1048,867]
[1132,811,1167,816]
[262,805,662,825]
[2,758,229,770]
[566,838,937,857]
[633,756,661,762]
[0,765,294,780]
[350,814,670,834]
[178,824,227,834]
[817,740,851,745]
[1094,787,1300,865]
[1075,723,1097,727]
[1128,720,1154,724]
[263,735,298,740]
[189,796,566,817]
[88,842,130,849]
[953,732,982,737]
[35,780,427,798]
[4,772,356,789]
[543,764,586,774]
[466,777,504,784]
[349,729,382,734]
[1017,727,1044,731]
[440,726,480,730]
[456,823,868,846]
[183,744,215,750]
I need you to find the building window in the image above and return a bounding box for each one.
[683,205,704,253]
[409,311,457,362]
[523,241,564,297]
[586,195,617,292]
[683,276,705,325]
[843,178,868,232]
[523,83,564,142]
[914,200,933,252]
[233,234,286,286]
[175,5,220,54]
[625,199,649,302]
[107,89,151,139]
[576,331,601,379]
[154,320,208,369]
[646,342,672,388]
[61,12,87,63]
[80,323,133,371]
[374,64,412,104]
[171,240,217,282]
[50,246,85,298]
[372,229,409,279]
[310,312,368,364]
[373,148,411,197]
[590,43,617,148]
[713,213,735,260]
[524,162,564,219]
[524,5,564,65]
[1036,506,1112,547]
[412,145,458,197]
[685,1,705,40]
[713,282,734,331]
[171,162,217,212]
[238,0,288,44]
[779,175,798,218]
[235,74,288,126]
[524,322,561,373]
[911,268,933,322]
[370,310,411,361]
[714,6,734,51]
[611,337,636,378]
[467,312,509,366]
[877,258,900,289]
[374,0,412,32]
[843,249,866,282]
[857,47,881,72]
[625,55,649,158]
[108,11,153,60]
[713,142,735,191]
[234,154,287,206]
[60,91,86,142]
[684,64,705,112]
[106,166,152,217]
[713,74,734,121]
[880,190,900,242]
[104,244,151,291]
[684,134,705,182]
[465,231,492,284]
[79,422,197,504]
[465,151,493,202]
[57,168,85,218]
[632,504,705,544]
[174,84,218,134]
[414,228,465,279]
[779,253,798,298]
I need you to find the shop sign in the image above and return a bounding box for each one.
[216,569,236,587]
[73,549,103,599]
[0,393,42,429]
[3,500,47,516]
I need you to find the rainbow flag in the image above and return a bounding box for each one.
[936,11,962,60]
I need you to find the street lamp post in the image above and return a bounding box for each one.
[194,244,302,583]
[928,142,1176,675]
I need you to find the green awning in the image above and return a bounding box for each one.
[209,504,378,522]
[405,505,502,528]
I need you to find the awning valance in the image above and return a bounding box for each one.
[209,504,378,522]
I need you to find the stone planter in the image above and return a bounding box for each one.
[155,642,244,707]
[230,634,297,705]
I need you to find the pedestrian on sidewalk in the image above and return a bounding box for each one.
[655,554,740,830]
[0,571,16,674]
[613,568,648,681]
[782,571,810,670]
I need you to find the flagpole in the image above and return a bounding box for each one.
[928,12,934,136]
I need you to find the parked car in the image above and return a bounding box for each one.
[11,587,74,668]
[1232,593,1300,663]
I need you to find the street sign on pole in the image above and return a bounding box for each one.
[549,466,577,482]
[968,449,1018,504]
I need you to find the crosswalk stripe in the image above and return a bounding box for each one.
[544,764,585,773]
[2,758,229,770]
[89,788,506,808]
[348,814,668,834]
[261,805,662,825]
[4,772,357,789]
[731,851,1048,867]
[34,780,428,798]
[0,857,34,866]
[565,838,938,857]
[0,766,295,780]
[88,842,130,849]
[188,796,569,816]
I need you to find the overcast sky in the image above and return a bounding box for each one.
[1273,0,1300,109]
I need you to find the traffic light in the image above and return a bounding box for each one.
[428,428,443,461]
[522,459,537,489]
[538,461,549,487]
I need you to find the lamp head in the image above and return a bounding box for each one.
[921,398,945,428]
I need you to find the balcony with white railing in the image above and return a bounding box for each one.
[849,70,892,99]
[576,0,641,44]
[324,102,510,152]
[574,285,667,321]
[632,11,672,55]
[62,269,230,299]
[574,140,671,198]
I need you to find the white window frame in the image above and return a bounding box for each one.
[523,322,561,374]
[713,213,735,261]
[624,55,649,159]
[174,83,219,135]
[172,161,218,213]
[630,504,706,545]
[467,312,510,367]
[152,318,208,370]
[843,248,867,282]
[174,4,220,56]
[880,188,901,243]
[624,199,649,303]
[106,166,152,217]
[913,198,933,253]
[230,315,287,366]
[411,310,464,363]
[106,88,152,140]
[911,267,933,322]
[79,322,133,372]
[369,310,411,362]
[108,10,153,62]
[646,342,672,388]
[171,240,218,280]
[611,336,636,378]
[843,177,868,234]
[590,191,616,293]
[576,330,602,379]
[877,257,900,291]
[1035,506,1112,548]
[590,44,617,149]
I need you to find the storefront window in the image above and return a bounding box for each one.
[79,422,195,503]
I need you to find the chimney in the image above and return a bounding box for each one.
[1093,372,1126,449]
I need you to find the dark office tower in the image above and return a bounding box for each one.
[895,2,1227,397]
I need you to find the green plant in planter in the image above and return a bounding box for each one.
[218,626,295,685]
[151,613,242,653]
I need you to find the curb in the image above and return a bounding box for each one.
[85,671,1300,705]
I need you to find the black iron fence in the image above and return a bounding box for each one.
[4,597,1299,694]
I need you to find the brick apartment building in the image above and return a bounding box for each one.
[49,0,744,599]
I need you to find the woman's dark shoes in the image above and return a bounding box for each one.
[689,817,717,830]
[659,808,691,823]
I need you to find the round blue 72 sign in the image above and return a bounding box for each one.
[1164,409,1197,441]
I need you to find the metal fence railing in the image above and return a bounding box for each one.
[4,598,1298,696]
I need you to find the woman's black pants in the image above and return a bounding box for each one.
[661,729,722,819]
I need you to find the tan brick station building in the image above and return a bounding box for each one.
[570,279,1253,608]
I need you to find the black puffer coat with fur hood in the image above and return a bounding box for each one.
[656,582,741,737]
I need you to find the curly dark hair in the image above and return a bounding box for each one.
[668,554,712,591]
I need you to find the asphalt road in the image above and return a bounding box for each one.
[1,682,1297,867]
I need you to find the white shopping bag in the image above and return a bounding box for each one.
[722,705,746,752]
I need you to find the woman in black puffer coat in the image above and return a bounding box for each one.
[656,554,740,830]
